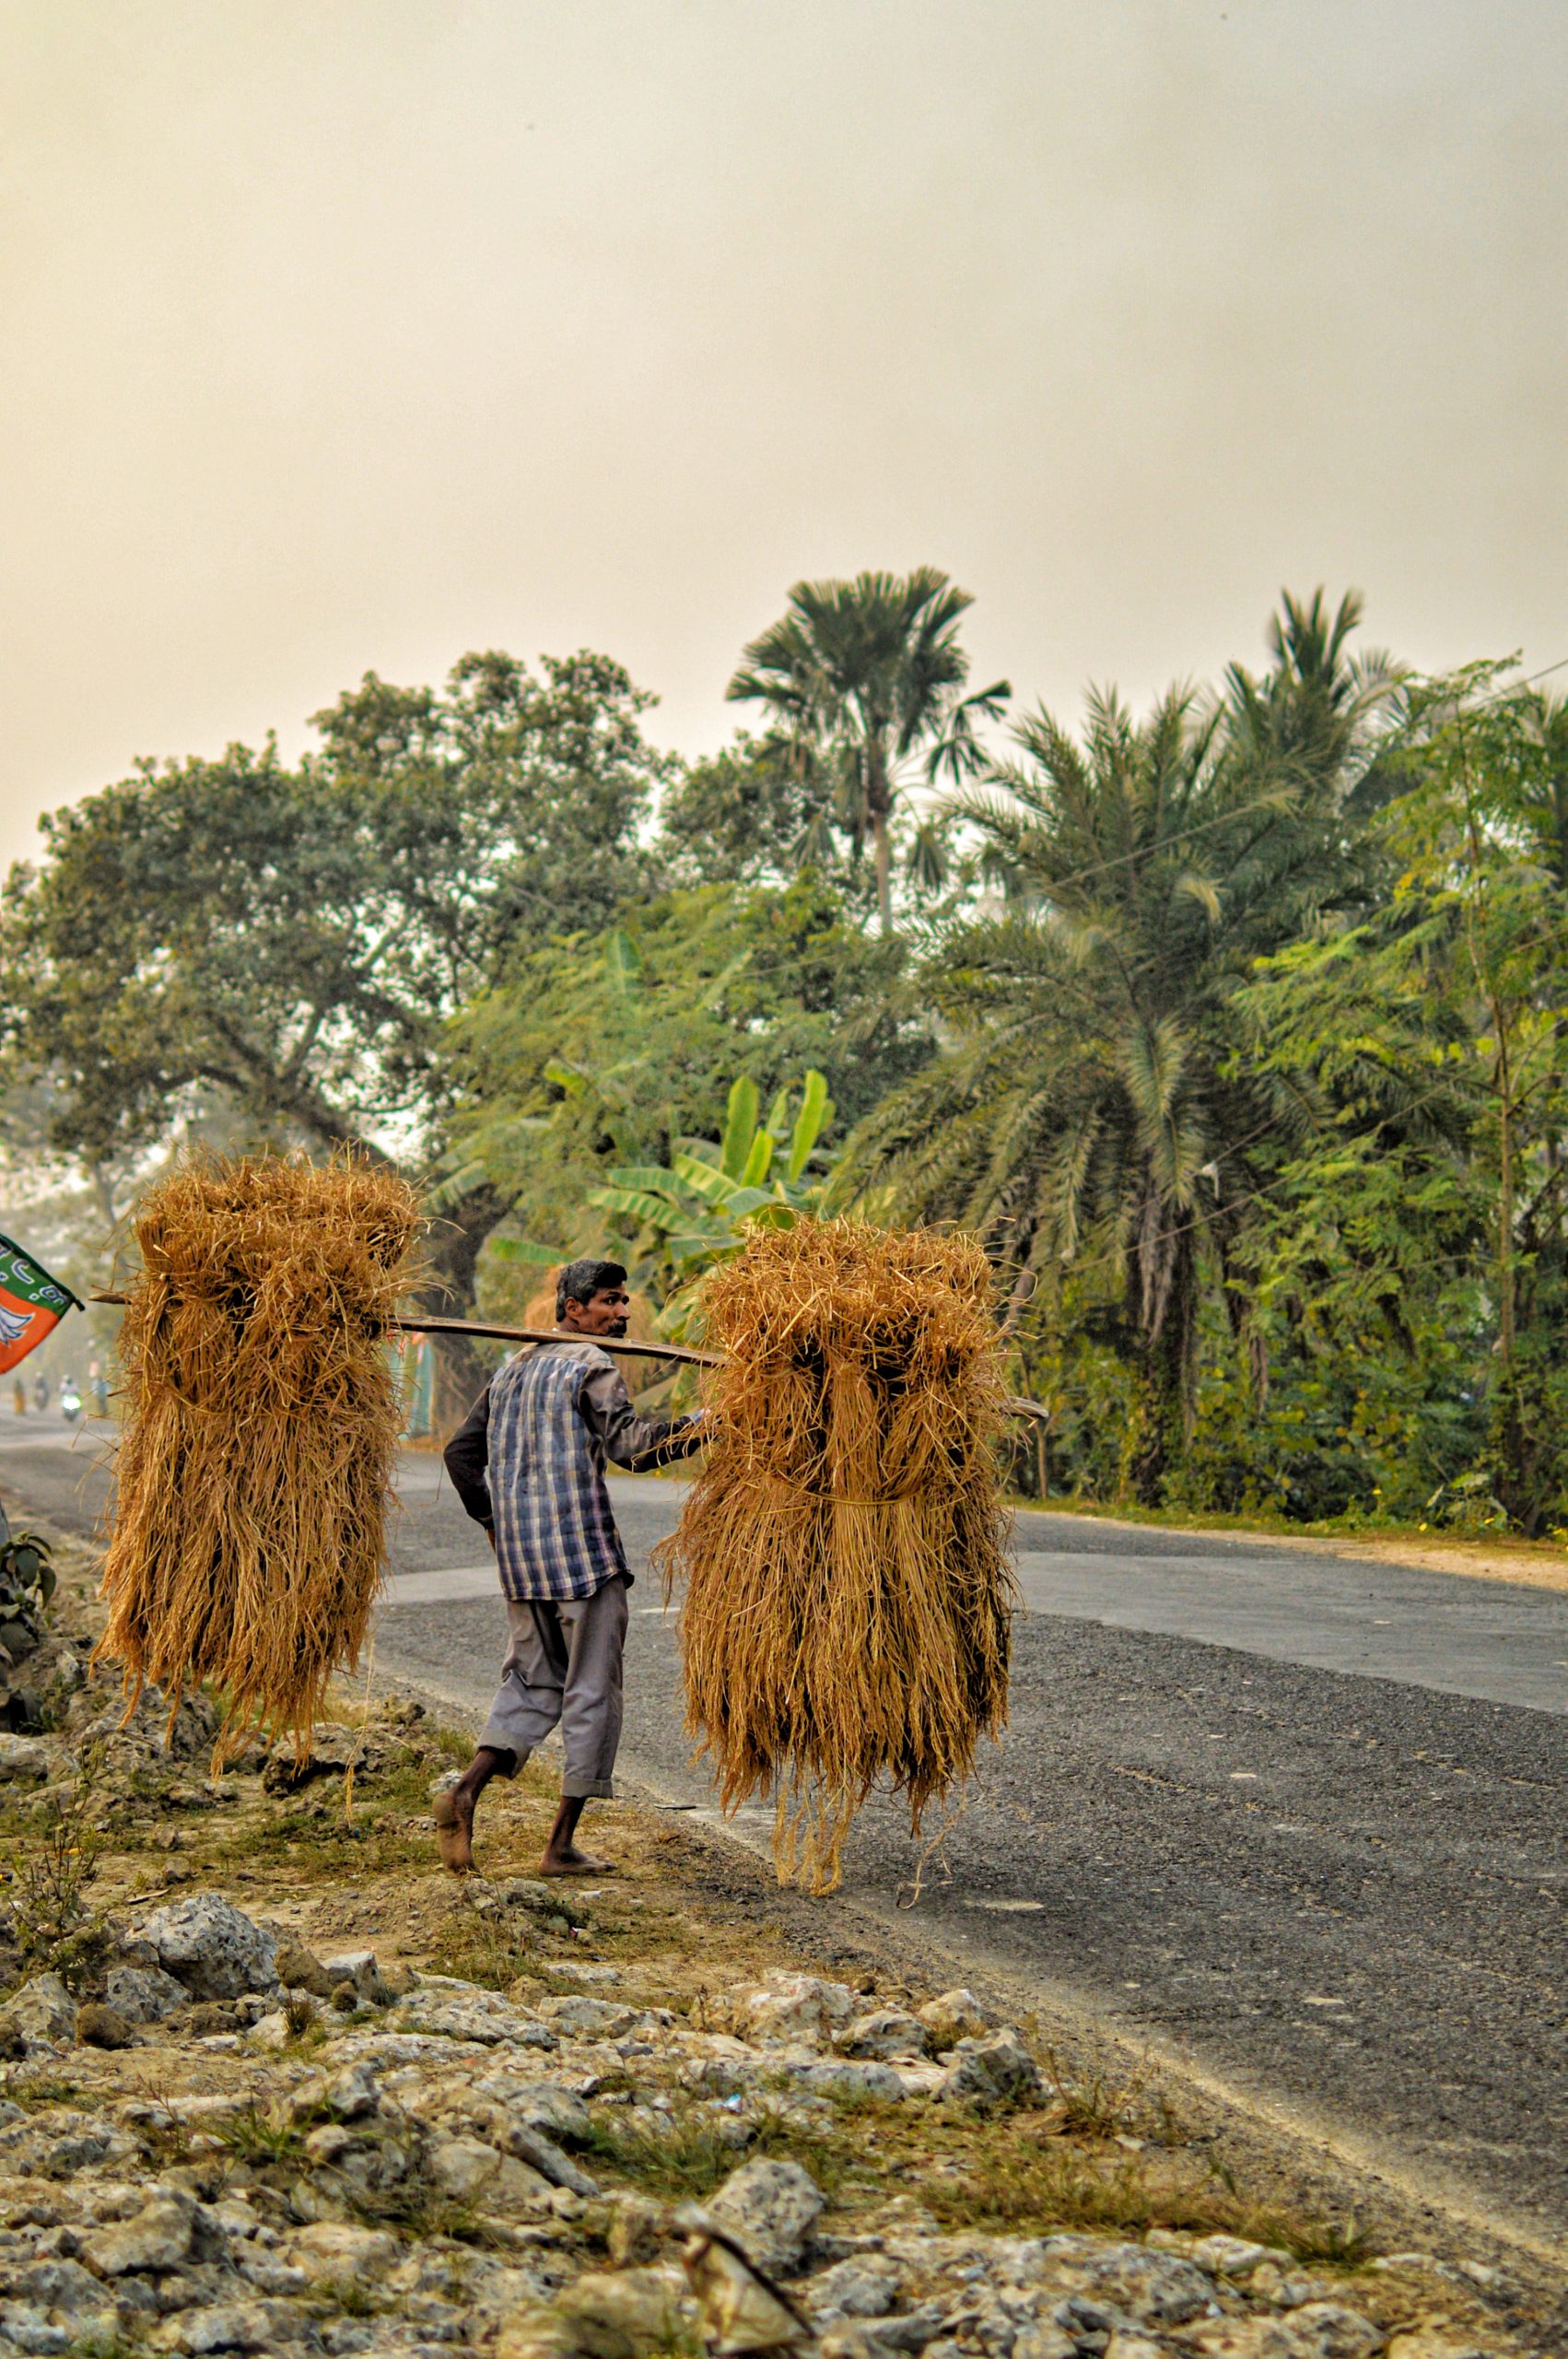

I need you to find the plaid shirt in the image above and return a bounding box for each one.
[444,1338,703,1603]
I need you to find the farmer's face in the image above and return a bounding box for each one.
[567,1285,630,1337]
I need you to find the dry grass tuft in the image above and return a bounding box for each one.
[97,1154,420,1766]
[655,1218,1014,1893]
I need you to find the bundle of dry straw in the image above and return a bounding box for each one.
[98,1156,421,1766]
[655,1218,1014,1893]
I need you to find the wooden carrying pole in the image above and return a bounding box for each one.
[93,1299,1051,1426]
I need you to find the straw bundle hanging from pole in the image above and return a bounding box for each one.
[97,1155,421,1766]
[655,1217,1015,1894]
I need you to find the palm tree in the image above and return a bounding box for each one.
[846,594,1394,1500]
[726,568,1009,933]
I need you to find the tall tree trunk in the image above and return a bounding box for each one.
[1123,1216,1196,1508]
[864,737,894,933]
[872,812,892,935]
[1125,1315,1187,1507]
[415,1180,514,1434]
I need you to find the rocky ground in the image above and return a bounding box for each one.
[0,1532,1554,2359]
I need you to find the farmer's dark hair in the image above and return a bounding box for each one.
[557,1258,628,1320]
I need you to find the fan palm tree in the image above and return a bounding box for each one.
[726,567,1009,933]
[847,595,1395,1500]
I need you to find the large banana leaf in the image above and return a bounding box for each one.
[601,1165,688,1201]
[588,1185,690,1231]
[740,1129,777,1187]
[720,1076,759,1179]
[672,1152,748,1205]
[788,1067,832,1182]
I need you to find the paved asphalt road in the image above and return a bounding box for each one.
[6,1415,1566,2252]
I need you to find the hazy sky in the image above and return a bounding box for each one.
[2,1,1563,869]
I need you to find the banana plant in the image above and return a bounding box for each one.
[590,1069,836,1278]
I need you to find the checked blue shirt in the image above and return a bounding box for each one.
[443,1337,704,1603]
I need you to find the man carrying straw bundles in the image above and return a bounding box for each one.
[437,1258,705,1876]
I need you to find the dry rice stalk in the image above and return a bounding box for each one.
[654,1217,1015,1894]
[97,1154,421,1767]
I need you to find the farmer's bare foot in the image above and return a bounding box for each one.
[540,1846,616,1877]
[434,1788,474,1874]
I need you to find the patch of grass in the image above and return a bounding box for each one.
[304,2276,388,2318]
[67,2331,145,2359]
[919,2123,1370,2265]
[1006,1489,1568,1561]
[216,2103,308,2167]
[585,2097,852,2203]
[422,1926,533,1993]
[1036,2040,1188,2147]
[2,2073,84,2111]
[11,1739,108,1985]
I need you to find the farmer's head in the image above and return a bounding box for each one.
[556,1258,631,1337]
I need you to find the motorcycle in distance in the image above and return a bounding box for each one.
[59,1379,82,1426]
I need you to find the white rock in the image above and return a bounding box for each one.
[474,2074,593,2142]
[286,2221,401,2283]
[170,2301,298,2352]
[1011,2331,1076,2359]
[396,1988,552,2045]
[0,1735,47,1781]
[733,1973,856,2048]
[1036,2236,1215,2326]
[536,1994,637,2037]
[0,2299,71,2354]
[322,1947,382,1997]
[1190,2236,1270,2278]
[1386,2330,1492,2359]
[708,2156,825,2273]
[3,1972,76,2046]
[556,2263,691,2358]
[915,1989,993,2048]
[105,1963,190,2024]
[886,2062,947,2097]
[80,2191,196,2275]
[932,2027,1044,2110]
[141,1891,278,2000]
[1182,2327,1299,2358]
[427,2132,506,2199]
[1279,2306,1384,2359]
[837,2009,929,2060]
[244,2011,291,2050]
[799,2059,906,2102]
[808,2258,907,2318]
[321,2060,382,2119]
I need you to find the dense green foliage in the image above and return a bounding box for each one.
[3,581,1565,1529]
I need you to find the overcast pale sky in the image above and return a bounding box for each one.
[1,0,1563,870]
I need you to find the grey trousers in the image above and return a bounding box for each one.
[478,1575,629,1800]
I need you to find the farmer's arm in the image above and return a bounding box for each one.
[580,1363,705,1473]
[443,1382,495,1533]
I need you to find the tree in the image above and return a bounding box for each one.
[1237,670,1568,1531]
[0,649,673,1420]
[441,876,926,1305]
[657,731,842,890]
[589,1068,836,1300]
[845,593,1394,1502]
[726,568,1009,933]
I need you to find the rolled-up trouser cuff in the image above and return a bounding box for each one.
[475,1727,523,1773]
[562,1776,615,1801]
